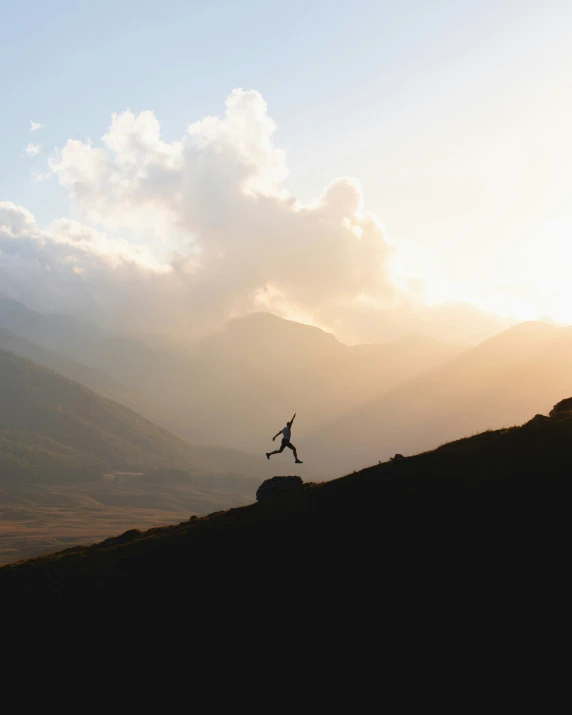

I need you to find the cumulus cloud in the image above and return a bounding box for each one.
[0,200,179,325]
[25,143,42,157]
[2,90,507,344]
[43,90,397,332]
[30,121,43,132]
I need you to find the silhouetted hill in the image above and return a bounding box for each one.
[1,401,568,692]
[309,320,572,473]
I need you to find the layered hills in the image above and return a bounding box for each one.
[0,347,204,478]
[309,320,572,473]
[190,312,462,449]
[0,319,280,483]
[5,293,572,483]
[0,297,463,453]
[0,325,179,428]
[0,347,268,562]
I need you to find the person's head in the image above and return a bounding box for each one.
[287,420,292,427]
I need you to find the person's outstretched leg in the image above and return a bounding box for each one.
[267,441,287,459]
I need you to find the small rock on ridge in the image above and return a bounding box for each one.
[256,476,303,502]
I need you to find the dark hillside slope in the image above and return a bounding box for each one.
[1,401,568,687]
[0,348,204,475]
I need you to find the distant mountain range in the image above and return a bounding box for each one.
[0,325,164,419]
[0,346,206,479]
[0,297,464,453]
[4,294,572,482]
[308,320,572,474]
[0,338,272,481]
[191,312,463,448]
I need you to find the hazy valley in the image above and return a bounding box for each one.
[3,295,572,565]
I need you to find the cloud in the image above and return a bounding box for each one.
[45,90,396,328]
[0,200,177,324]
[30,121,43,132]
[2,90,509,344]
[32,170,52,182]
[25,143,42,157]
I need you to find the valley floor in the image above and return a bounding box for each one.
[0,479,251,564]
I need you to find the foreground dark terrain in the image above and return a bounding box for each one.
[2,400,569,692]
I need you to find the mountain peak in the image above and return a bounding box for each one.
[224,311,339,341]
[195,311,344,371]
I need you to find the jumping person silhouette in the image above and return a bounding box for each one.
[266,413,303,463]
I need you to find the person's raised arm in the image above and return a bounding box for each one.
[290,413,296,426]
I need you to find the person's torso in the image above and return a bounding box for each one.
[282,426,291,441]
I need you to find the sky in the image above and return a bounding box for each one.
[1,0,572,345]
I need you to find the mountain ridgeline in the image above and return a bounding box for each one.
[0,324,178,427]
[7,296,572,481]
[0,347,203,481]
[0,297,463,455]
[308,320,572,473]
[4,295,572,482]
